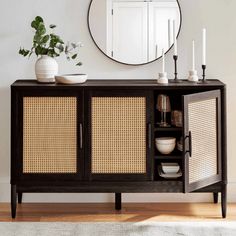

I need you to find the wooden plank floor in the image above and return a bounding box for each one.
[0,203,236,222]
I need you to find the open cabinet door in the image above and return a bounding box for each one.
[183,90,222,193]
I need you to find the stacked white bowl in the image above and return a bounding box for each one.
[155,137,176,154]
[161,163,180,174]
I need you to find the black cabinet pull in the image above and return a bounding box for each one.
[148,123,152,149]
[80,123,83,149]
[185,131,192,157]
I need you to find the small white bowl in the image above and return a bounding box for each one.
[155,137,176,154]
[161,163,180,174]
[55,74,88,84]
[155,137,176,144]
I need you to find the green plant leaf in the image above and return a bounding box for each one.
[52,34,64,44]
[19,48,23,55]
[71,43,77,49]
[58,38,64,44]
[47,50,53,57]
[37,22,46,35]
[35,16,43,23]
[33,33,42,44]
[35,46,41,56]
[65,44,69,53]
[31,16,44,30]
[31,20,38,30]
[56,44,64,53]
[47,49,59,57]
[35,46,47,56]
[41,47,48,55]
[19,48,30,57]
[76,62,82,66]
[28,50,33,58]
[56,36,64,44]
[50,34,64,48]
[72,54,77,59]
[49,39,57,48]
[42,35,50,44]
[49,24,56,29]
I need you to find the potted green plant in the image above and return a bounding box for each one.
[19,16,82,83]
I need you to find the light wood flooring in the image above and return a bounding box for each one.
[0,203,236,222]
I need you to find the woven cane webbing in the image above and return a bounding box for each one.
[91,97,146,174]
[23,97,77,173]
[188,98,217,184]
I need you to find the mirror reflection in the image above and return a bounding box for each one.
[88,0,181,65]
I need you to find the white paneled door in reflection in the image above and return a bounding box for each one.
[108,1,180,64]
[149,2,180,61]
[111,2,148,64]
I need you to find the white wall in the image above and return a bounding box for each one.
[89,0,107,52]
[0,0,236,203]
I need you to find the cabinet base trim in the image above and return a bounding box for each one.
[14,182,223,193]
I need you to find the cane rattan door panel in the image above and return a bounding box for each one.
[23,97,77,174]
[92,97,146,174]
[183,90,221,192]
[89,91,151,181]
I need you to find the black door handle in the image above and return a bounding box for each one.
[185,131,192,157]
[80,123,83,149]
[148,123,152,150]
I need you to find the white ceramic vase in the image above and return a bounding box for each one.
[35,55,58,83]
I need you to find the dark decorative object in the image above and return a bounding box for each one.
[173,55,180,82]
[202,64,206,82]
[157,94,171,127]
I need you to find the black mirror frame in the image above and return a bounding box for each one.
[87,0,182,66]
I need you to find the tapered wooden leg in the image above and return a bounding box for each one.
[115,193,122,210]
[213,192,218,204]
[18,192,23,204]
[221,184,227,218]
[11,185,17,219]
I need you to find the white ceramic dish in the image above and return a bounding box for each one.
[161,163,180,174]
[55,74,88,84]
[158,166,182,179]
[155,142,176,155]
[155,137,176,144]
[155,137,176,154]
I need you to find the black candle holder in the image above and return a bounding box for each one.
[174,55,178,80]
[202,64,206,82]
[171,55,181,83]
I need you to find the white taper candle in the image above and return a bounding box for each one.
[202,28,206,65]
[168,19,171,48]
[173,20,177,55]
[162,49,165,73]
[192,40,195,71]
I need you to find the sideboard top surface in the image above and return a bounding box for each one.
[11,79,225,89]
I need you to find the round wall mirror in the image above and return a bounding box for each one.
[88,0,182,66]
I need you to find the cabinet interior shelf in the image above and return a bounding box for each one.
[155,150,183,160]
[155,155,182,160]
[154,126,182,132]
[155,177,183,182]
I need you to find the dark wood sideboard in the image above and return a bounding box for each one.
[11,79,227,218]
